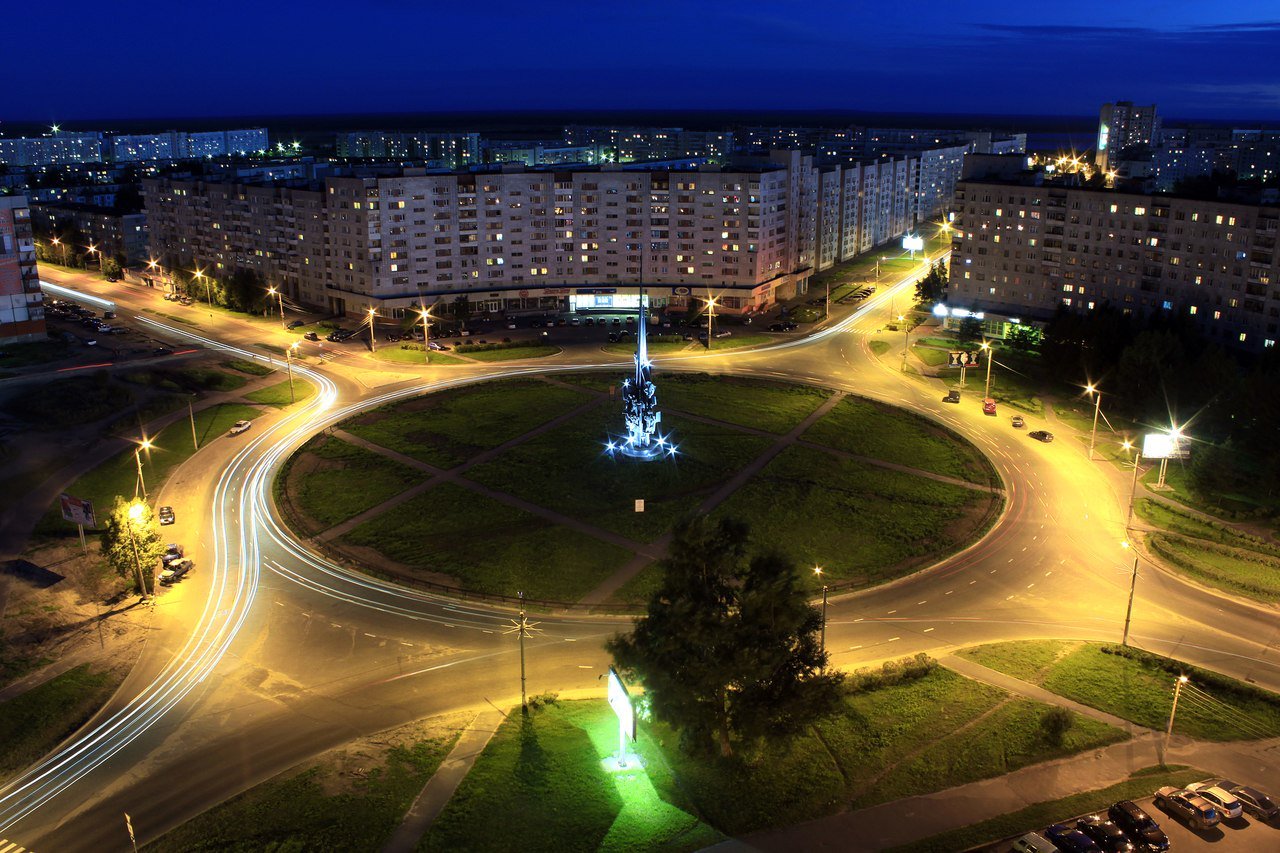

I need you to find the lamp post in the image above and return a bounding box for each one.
[1085,383,1103,460]
[1120,541,1139,647]
[284,342,298,403]
[126,502,149,601]
[134,437,153,500]
[366,306,378,352]
[194,267,212,306]
[813,566,828,659]
[897,314,909,372]
[419,306,433,364]
[704,293,717,351]
[1122,440,1142,527]
[1165,675,1189,749]
[87,243,101,271]
[267,286,286,328]
[981,340,993,399]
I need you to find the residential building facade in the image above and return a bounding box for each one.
[1096,101,1160,171]
[0,195,45,344]
[30,203,149,266]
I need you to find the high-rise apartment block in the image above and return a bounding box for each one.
[0,195,45,344]
[333,132,482,169]
[0,132,103,167]
[946,156,1280,352]
[143,150,923,319]
[1096,101,1160,171]
[0,128,268,166]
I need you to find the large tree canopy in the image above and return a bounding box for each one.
[607,515,843,757]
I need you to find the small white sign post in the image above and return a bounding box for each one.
[607,666,636,769]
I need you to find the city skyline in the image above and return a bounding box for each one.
[9,0,1280,122]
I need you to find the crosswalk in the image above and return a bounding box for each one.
[0,839,32,853]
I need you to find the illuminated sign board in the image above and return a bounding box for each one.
[902,234,924,253]
[607,666,636,742]
[1142,433,1175,459]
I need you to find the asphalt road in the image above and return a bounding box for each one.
[3,262,1279,851]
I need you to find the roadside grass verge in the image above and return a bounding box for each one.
[372,345,467,365]
[0,339,73,368]
[342,481,631,601]
[244,379,316,408]
[891,765,1205,853]
[343,378,592,469]
[222,358,274,376]
[0,664,122,780]
[707,444,1001,588]
[1134,499,1278,554]
[657,373,833,434]
[1148,533,1280,603]
[911,345,949,367]
[803,394,998,485]
[464,407,774,542]
[455,344,560,362]
[986,361,1045,415]
[602,341,692,356]
[1143,459,1280,521]
[284,435,428,533]
[958,641,1280,740]
[699,333,774,350]
[423,699,724,853]
[7,373,134,428]
[869,340,890,356]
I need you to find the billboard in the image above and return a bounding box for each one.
[607,666,636,742]
[947,351,982,367]
[1142,433,1188,460]
[59,493,96,527]
[902,234,924,253]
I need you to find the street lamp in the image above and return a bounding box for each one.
[366,306,378,352]
[897,314,909,372]
[1121,440,1142,527]
[419,306,434,364]
[51,235,69,266]
[266,286,286,328]
[194,267,212,306]
[1084,383,1103,460]
[1120,540,1140,647]
[981,340,993,400]
[86,242,101,270]
[813,566,828,659]
[703,293,717,351]
[134,436,153,500]
[125,501,150,601]
[1165,675,1190,749]
[284,342,299,403]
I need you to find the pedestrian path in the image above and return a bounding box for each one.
[381,708,507,853]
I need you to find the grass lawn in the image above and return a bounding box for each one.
[709,444,1000,586]
[0,338,73,368]
[284,434,428,534]
[1134,499,1277,554]
[657,373,833,434]
[602,341,692,356]
[986,361,1045,415]
[464,406,775,543]
[787,305,825,324]
[121,366,247,393]
[244,379,317,408]
[222,358,274,376]
[151,735,455,852]
[893,765,1206,853]
[958,641,1280,741]
[1143,458,1280,520]
[342,482,631,601]
[372,346,467,366]
[424,700,723,853]
[343,378,592,469]
[700,333,774,351]
[0,664,122,780]
[456,344,560,362]
[7,373,134,428]
[803,394,998,485]
[911,345,949,366]
[33,403,264,539]
[1148,533,1280,603]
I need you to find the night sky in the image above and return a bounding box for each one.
[10,0,1280,123]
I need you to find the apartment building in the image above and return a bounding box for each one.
[0,132,103,166]
[107,128,268,162]
[144,151,921,319]
[30,203,149,265]
[946,156,1280,351]
[1096,102,1160,171]
[0,195,44,344]
[333,132,481,169]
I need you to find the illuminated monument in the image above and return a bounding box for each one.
[605,289,676,460]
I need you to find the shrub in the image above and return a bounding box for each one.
[1040,706,1074,745]
[846,653,938,694]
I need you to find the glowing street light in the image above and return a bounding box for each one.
[125,501,150,600]
[134,436,153,500]
[366,306,378,352]
[1084,383,1103,460]
[419,305,434,364]
[981,339,994,399]
[266,285,286,328]
[1166,674,1190,749]
[1119,540,1140,647]
[51,235,69,266]
[86,242,101,270]
[898,314,909,372]
[703,292,717,351]
[284,342,299,403]
[813,566,828,659]
[193,267,212,306]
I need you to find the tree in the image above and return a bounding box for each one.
[101,256,122,281]
[1005,324,1039,352]
[957,316,984,344]
[913,261,948,306]
[222,268,266,313]
[1040,706,1074,746]
[607,515,843,757]
[100,498,165,596]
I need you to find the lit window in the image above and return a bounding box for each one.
[1110,204,1118,213]
[1189,306,1197,315]
[1239,332,1247,342]
[1134,207,1146,216]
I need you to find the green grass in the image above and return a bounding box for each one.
[372,346,467,365]
[986,362,1045,415]
[709,444,1000,587]
[244,379,317,408]
[602,341,692,355]
[0,338,72,368]
[0,664,121,779]
[911,345,949,366]
[957,639,1067,683]
[343,482,631,601]
[958,641,1280,741]
[456,344,560,361]
[869,340,890,356]
[892,765,1206,853]
[151,733,455,852]
[464,406,775,542]
[222,358,274,376]
[1144,460,1280,519]
[657,373,833,434]
[7,373,134,427]
[34,403,264,538]
[787,305,825,324]
[423,700,723,853]
[344,379,592,469]
[1134,499,1278,554]
[699,333,773,351]
[285,434,429,533]
[1148,533,1280,603]
[803,394,998,485]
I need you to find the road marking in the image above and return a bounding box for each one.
[1045,571,1053,577]
[886,609,897,615]
[944,590,954,595]
[481,629,493,634]
[969,580,977,585]
[1006,595,1015,600]
[400,642,413,647]
[990,569,998,573]
[916,600,927,605]
[274,601,285,607]
[577,665,593,669]
[1026,583,1035,589]
[364,632,376,638]
[854,617,864,622]
[330,623,342,629]
[887,637,901,642]
[923,627,934,633]
[564,638,577,642]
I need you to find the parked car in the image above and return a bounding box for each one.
[607,332,620,343]
[1011,832,1057,853]
[428,341,450,351]
[304,332,320,341]
[768,322,799,332]
[158,505,175,526]
[1076,815,1136,853]
[1153,786,1220,830]
[102,310,116,320]
[1187,783,1243,819]
[152,347,173,356]
[159,558,193,586]
[1215,780,1279,821]
[162,543,184,566]
[1107,801,1169,851]
[1045,823,1103,853]
[584,318,595,326]
[287,319,304,329]
[1029,430,1055,442]
[943,390,961,403]
[1011,415,1025,428]
[228,419,252,436]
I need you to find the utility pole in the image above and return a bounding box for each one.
[813,566,828,660]
[1127,455,1142,527]
[705,291,716,351]
[1122,553,1139,646]
[1165,675,1189,749]
[420,306,432,364]
[188,398,199,450]
[503,591,542,715]
[284,343,297,404]
[982,341,993,399]
[1086,384,1102,460]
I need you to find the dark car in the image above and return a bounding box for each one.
[607,332,620,343]
[1218,780,1280,821]
[158,505,175,526]
[304,331,320,341]
[1077,815,1136,853]
[1045,823,1103,853]
[1029,430,1055,442]
[152,347,173,356]
[1108,800,1169,852]
[287,319,304,329]
[943,390,961,403]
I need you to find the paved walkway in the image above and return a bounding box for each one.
[380,708,507,853]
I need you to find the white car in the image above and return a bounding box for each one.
[1189,783,1244,819]
[228,420,252,436]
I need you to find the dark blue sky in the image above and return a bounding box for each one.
[10,1,1280,123]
